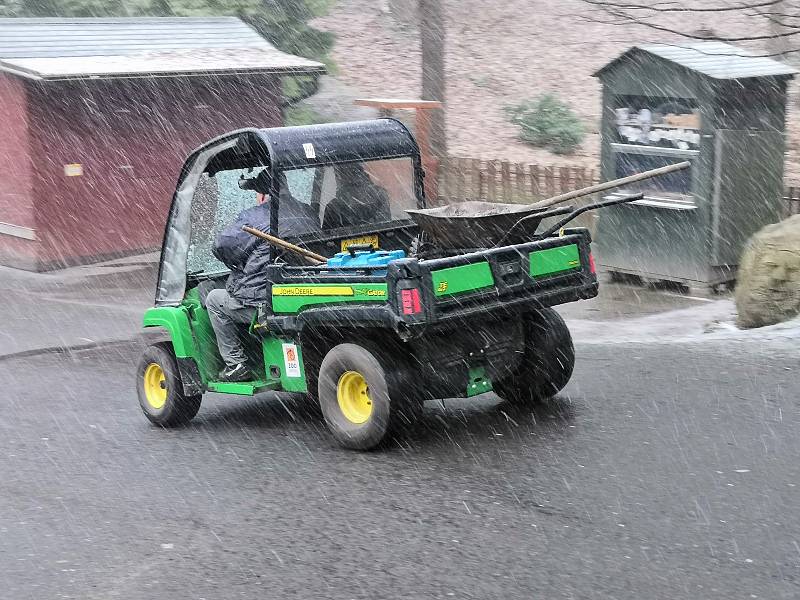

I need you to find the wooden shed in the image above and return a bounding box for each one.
[0,17,325,270]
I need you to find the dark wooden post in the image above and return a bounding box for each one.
[501,161,512,201]
[515,163,526,202]
[471,158,481,199]
[559,167,571,194]
[530,165,540,198]
[544,166,555,197]
[487,161,497,202]
[455,158,466,201]
[419,0,447,160]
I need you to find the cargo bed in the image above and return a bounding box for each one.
[261,228,597,338]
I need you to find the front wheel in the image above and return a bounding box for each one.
[318,343,414,450]
[495,308,575,405]
[136,342,202,427]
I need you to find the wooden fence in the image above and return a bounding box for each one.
[439,156,800,218]
[437,157,597,203]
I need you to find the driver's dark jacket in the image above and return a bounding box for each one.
[212,197,317,306]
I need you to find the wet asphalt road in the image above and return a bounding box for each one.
[1,338,798,600]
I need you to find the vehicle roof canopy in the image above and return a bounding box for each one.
[204,118,420,175]
[155,119,422,306]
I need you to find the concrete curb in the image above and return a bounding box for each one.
[0,338,145,363]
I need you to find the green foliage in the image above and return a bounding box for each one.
[283,103,330,127]
[144,0,261,17]
[1,0,151,16]
[245,4,334,66]
[506,94,586,155]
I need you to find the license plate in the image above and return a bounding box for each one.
[341,235,379,252]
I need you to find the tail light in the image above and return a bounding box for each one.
[400,288,422,315]
[588,253,597,274]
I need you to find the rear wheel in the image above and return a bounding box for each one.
[495,308,575,404]
[317,342,418,450]
[136,343,202,427]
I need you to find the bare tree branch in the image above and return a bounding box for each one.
[558,36,800,56]
[761,16,800,30]
[581,0,784,13]
[622,17,800,41]
[581,0,800,42]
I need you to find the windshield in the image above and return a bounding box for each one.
[187,157,418,275]
[186,167,267,276]
[284,157,417,235]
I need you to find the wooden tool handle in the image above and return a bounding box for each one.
[242,226,327,265]
[528,160,691,210]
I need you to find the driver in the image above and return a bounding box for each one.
[322,163,391,229]
[205,169,314,383]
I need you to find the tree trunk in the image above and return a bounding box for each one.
[419,0,447,159]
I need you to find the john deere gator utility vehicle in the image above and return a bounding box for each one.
[137,119,643,450]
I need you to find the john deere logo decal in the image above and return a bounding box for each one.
[273,286,354,297]
[271,284,389,314]
[437,281,448,293]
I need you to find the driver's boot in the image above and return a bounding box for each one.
[218,363,251,383]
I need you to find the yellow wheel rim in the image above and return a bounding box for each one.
[143,363,167,410]
[336,371,373,424]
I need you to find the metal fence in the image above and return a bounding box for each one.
[439,156,800,218]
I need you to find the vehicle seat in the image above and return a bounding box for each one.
[323,164,392,230]
[322,190,391,230]
[322,195,360,229]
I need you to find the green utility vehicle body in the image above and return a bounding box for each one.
[137,119,599,449]
[144,234,595,398]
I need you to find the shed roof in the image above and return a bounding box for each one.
[595,41,797,80]
[0,17,325,80]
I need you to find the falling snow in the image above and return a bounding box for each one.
[0,2,799,599]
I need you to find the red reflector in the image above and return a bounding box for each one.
[589,253,596,274]
[412,288,422,313]
[401,288,422,315]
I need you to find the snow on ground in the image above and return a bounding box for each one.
[568,299,800,345]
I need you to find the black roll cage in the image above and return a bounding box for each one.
[155,119,426,303]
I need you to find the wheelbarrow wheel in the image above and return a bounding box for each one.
[317,343,419,450]
[495,308,574,404]
[136,342,202,427]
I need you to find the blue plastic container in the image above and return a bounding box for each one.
[326,249,406,273]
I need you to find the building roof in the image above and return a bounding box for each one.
[595,41,797,80]
[0,17,325,80]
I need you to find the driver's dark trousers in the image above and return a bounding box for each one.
[205,288,257,367]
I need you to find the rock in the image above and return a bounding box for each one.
[735,214,800,328]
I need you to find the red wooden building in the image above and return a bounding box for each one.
[0,17,324,270]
